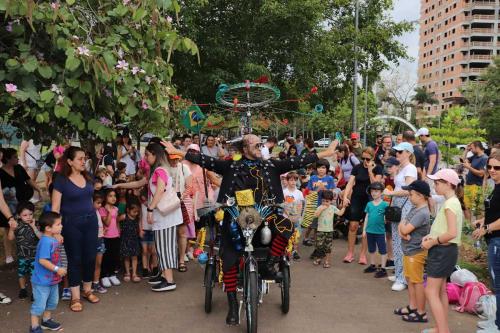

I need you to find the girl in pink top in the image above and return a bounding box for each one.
[98,188,121,287]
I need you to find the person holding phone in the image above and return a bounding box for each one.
[201,134,225,159]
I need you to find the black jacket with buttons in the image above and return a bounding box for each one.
[184,152,319,204]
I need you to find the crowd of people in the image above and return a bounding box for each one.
[0,128,499,333]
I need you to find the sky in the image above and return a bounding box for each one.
[387,0,421,81]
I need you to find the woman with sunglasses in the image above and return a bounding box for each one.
[421,169,463,333]
[343,147,383,264]
[472,150,500,332]
[383,142,418,292]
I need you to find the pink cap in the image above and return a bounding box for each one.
[188,143,200,152]
[427,169,460,186]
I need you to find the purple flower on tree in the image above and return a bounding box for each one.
[76,46,91,56]
[99,117,113,126]
[5,83,18,94]
[6,22,13,32]
[141,101,149,110]
[116,60,129,71]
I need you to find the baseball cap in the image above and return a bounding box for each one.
[385,157,400,167]
[350,132,359,140]
[392,142,414,154]
[168,153,183,160]
[402,180,431,197]
[427,169,460,186]
[187,143,200,152]
[368,182,385,191]
[416,128,430,136]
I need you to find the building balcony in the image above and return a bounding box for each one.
[470,28,495,33]
[459,68,488,76]
[465,2,498,9]
[470,14,497,22]
[469,54,493,61]
[463,41,494,47]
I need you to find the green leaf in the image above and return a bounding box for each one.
[36,113,45,123]
[22,56,38,72]
[80,81,92,94]
[118,96,128,105]
[6,59,20,69]
[115,5,129,17]
[102,51,116,69]
[66,0,75,5]
[126,104,139,117]
[40,90,55,102]
[0,70,5,81]
[14,90,30,102]
[65,57,81,71]
[132,8,147,22]
[54,105,70,118]
[37,66,53,79]
[65,78,79,88]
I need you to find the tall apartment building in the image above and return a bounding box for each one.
[417,0,499,118]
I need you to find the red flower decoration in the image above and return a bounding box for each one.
[311,86,318,94]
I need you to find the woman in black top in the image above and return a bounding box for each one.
[342,147,383,264]
[0,179,15,303]
[0,148,42,212]
[473,150,500,331]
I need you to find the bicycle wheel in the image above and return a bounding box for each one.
[280,265,290,314]
[204,262,215,313]
[245,270,259,333]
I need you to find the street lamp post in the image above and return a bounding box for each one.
[352,0,359,133]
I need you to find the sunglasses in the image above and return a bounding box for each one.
[362,157,372,161]
[395,150,404,154]
[487,165,500,171]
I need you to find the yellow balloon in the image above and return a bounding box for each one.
[233,153,242,161]
[215,209,224,222]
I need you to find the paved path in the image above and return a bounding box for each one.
[0,241,477,333]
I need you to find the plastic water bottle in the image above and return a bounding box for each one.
[230,221,243,251]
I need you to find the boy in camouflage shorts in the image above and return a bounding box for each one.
[313,191,345,268]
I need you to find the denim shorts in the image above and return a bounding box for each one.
[366,232,387,255]
[31,283,59,316]
[17,258,35,277]
[96,237,106,254]
[141,230,154,244]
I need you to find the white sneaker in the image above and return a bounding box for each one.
[391,282,407,292]
[387,275,396,282]
[109,275,121,286]
[477,319,499,331]
[477,328,500,333]
[5,256,14,264]
[101,277,112,288]
[187,251,194,260]
[184,254,189,262]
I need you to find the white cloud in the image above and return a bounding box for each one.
[387,0,420,81]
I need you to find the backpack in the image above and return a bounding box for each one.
[455,282,490,314]
[446,282,462,304]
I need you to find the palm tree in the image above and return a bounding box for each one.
[412,86,438,125]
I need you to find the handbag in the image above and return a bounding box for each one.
[385,197,409,224]
[177,165,191,225]
[156,167,181,216]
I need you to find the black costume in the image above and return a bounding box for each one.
[184,152,319,271]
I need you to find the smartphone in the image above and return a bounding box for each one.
[335,132,343,143]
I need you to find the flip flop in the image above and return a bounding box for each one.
[0,292,12,305]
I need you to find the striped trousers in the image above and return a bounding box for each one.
[154,226,178,270]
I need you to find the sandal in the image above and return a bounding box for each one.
[403,312,428,323]
[0,292,12,305]
[81,291,100,304]
[394,305,416,316]
[313,259,321,266]
[70,299,83,312]
[123,274,131,282]
[178,264,188,273]
[323,262,331,269]
[132,275,141,283]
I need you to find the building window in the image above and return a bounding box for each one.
[450,79,454,84]
[453,16,456,21]
[445,32,448,37]
[451,53,455,59]
[452,28,455,33]
[451,41,455,46]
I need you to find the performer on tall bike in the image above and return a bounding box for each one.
[163,135,338,325]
